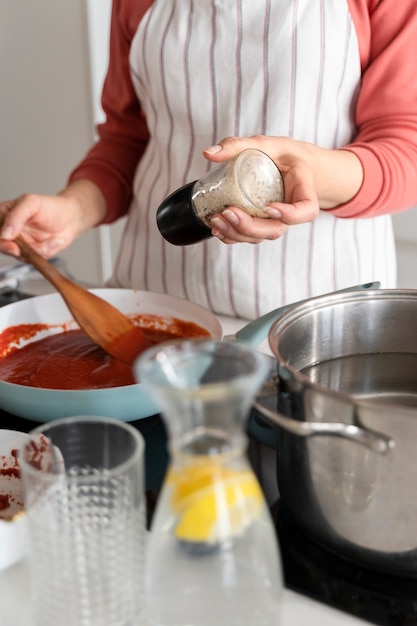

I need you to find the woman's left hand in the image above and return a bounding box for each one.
[203,135,362,244]
[208,158,318,244]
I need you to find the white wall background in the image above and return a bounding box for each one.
[0,0,121,285]
[391,209,417,288]
[1,1,417,289]
[84,0,126,282]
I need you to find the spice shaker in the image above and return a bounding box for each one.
[156,148,285,245]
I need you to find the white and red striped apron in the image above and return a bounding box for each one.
[109,0,396,320]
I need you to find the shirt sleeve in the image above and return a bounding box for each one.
[72,0,417,223]
[68,0,151,224]
[331,0,417,218]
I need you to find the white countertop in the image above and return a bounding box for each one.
[0,307,371,626]
[0,557,370,626]
[0,279,370,625]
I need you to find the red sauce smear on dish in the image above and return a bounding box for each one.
[0,314,210,390]
[0,449,20,479]
[0,448,22,518]
[0,494,10,511]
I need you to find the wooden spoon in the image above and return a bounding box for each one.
[13,235,154,364]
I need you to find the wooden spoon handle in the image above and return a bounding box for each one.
[13,235,154,363]
[15,234,134,337]
[15,235,74,293]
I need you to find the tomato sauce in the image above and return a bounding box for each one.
[0,448,22,520]
[0,314,210,390]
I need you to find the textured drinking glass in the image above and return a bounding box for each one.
[19,416,146,626]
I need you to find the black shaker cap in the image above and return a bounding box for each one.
[156,182,212,246]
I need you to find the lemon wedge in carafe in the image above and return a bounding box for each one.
[167,460,263,544]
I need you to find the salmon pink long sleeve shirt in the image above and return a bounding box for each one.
[69,0,417,225]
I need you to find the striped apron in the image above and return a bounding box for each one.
[109,0,396,320]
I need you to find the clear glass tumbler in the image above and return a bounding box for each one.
[19,416,146,626]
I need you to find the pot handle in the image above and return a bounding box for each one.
[235,281,381,347]
[253,400,395,455]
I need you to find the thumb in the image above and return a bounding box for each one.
[202,136,248,163]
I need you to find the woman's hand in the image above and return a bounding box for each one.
[203,135,363,244]
[0,180,107,259]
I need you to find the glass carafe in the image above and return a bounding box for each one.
[135,340,283,626]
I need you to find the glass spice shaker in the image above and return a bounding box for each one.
[156,149,285,245]
[135,339,283,626]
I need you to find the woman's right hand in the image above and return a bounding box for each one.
[0,180,107,259]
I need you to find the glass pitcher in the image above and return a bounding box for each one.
[135,339,283,626]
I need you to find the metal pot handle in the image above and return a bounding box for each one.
[235,281,381,347]
[253,399,395,455]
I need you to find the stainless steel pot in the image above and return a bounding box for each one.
[254,288,417,576]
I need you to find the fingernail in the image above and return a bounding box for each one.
[212,229,224,240]
[222,209,239,226]
[264,207,282,219]
[204,144,222,155]
[211,216,226,230]
[0,225,14,239]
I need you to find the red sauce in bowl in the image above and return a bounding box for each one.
[0,315,210,390]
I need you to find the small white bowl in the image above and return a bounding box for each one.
[0,429,30,570]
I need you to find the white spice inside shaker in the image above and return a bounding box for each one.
[191,149,285,228]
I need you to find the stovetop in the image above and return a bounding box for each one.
[274,503,417,625]
[1,286,417,625]
[0,289,32,307]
